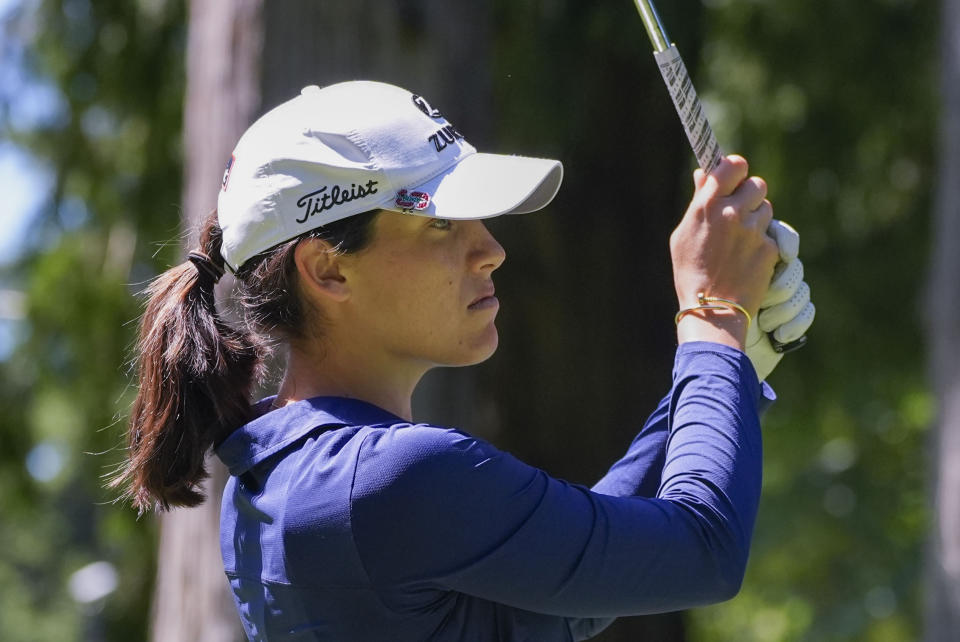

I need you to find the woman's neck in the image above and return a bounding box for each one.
[273,338,426,422]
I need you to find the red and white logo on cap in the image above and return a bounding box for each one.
[395,189,430,212]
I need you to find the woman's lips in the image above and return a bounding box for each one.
[468,294,499,311]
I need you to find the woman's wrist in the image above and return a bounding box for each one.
[676,311,748,351]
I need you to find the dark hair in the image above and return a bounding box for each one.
[112,209,380,513]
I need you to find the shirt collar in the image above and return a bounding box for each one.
[215,396,405,476]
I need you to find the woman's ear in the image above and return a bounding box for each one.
[294,238,350,303]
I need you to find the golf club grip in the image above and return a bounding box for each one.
[652,45,807,354]
[653,46,723,174]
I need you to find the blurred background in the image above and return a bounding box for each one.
[0,0,954,640]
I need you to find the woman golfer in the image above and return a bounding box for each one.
[116,80,813,641]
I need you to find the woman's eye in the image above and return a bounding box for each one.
[429,218,453,230]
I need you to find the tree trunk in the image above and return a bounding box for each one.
[149,1,262,640]
[925,1,960,639]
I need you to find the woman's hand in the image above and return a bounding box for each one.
[670,155,780,350]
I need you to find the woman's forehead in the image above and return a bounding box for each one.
[371,210,429,236]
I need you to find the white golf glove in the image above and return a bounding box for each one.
[746,220,816,382]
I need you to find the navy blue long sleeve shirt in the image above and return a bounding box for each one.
[216,342,772,641]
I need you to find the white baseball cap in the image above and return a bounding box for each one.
[216,80,564,271]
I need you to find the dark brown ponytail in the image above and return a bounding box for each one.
[114,209,380,512]
[113,212,265,512]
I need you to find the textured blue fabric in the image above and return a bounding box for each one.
[216,342,773,641]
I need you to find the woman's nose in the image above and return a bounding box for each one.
[471,222,506,273]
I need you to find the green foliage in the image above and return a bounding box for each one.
[0,0,185,639]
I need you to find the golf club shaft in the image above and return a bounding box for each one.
[632,0,805,354]
[635,0,669,52]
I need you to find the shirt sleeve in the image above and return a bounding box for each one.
[350,342,765,621]
[591,371,775,500]
[590,392,672,498]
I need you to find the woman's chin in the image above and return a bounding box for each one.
[449,326,499,367]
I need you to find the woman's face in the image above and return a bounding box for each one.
[337,210,507,369]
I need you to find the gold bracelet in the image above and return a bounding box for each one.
[674,292,752,328]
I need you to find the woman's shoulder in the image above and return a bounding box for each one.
[349,421,516,505]
[357,421,498,476]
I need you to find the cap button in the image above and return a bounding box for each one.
[300,85,321,96]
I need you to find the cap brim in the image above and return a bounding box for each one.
[384,152,563,219]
